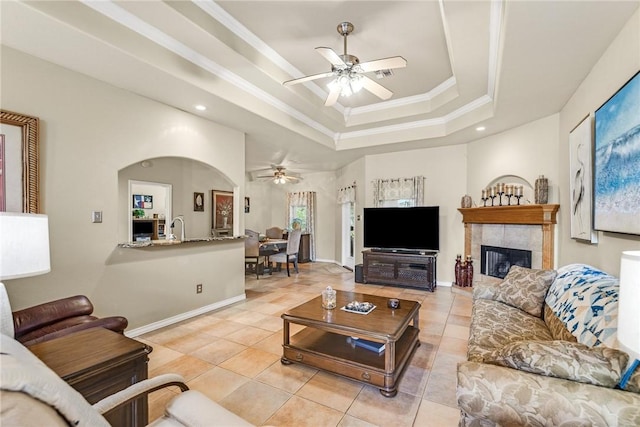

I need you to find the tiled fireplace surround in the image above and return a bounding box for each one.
[458,205,560,285]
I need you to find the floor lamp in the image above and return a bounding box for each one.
[618,250,640,390]
[0,212,51,337]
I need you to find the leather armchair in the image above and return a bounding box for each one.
[12,295,128,347]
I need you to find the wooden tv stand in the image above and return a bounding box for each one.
[362,249,437,292]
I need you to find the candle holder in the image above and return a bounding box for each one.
[497,190,505,206]
[505,186,514,205]
[481,195,488,207]
[489,195,497,206]
[514,194,523,205]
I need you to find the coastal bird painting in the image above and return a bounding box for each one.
[569,116,597,243]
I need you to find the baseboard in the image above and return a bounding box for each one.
[125,293,247,338]
[315,258,338,264]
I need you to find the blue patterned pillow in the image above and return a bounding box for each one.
[545,264,619,348]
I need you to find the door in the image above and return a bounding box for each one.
[341,202,355,270]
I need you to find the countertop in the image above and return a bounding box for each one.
[118,235,244,248]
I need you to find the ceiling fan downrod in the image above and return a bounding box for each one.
[337,22,359,67]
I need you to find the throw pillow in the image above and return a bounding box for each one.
[486,340,629,388]
[494,265,557,317]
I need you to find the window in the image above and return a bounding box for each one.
[290,205,308,231]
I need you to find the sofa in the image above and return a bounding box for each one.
[0,332,254,426]
[457,264,640,426]
[12,295,128,346]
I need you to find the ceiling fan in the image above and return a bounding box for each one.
[255,166,302,184]
[283,21,407,106]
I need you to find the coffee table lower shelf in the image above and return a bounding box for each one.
[281,326,419,397]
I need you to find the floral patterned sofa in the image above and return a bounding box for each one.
[457,264,640,426]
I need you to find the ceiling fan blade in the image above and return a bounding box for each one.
[361,76,393,100]
[324,84,342,107]
[315,47,346,67]
[283,71,335,86]
[358,56,407,73]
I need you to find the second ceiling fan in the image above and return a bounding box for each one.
[283,22,407,106]
[255,166,302,184]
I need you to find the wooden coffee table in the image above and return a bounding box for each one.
[281,290,420,397]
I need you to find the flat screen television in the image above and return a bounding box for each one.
[363,206,439,252]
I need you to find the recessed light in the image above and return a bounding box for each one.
[476,126,486,131]
[195,105,207,111]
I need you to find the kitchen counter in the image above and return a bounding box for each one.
[118,235,244,248]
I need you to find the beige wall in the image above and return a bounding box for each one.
[557,8,640,275]
[360,144,468,283]
[1,47,247,329]
[246,172,337,262]
[467,115,560,205]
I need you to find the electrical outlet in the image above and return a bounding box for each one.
[196,284,203,294]
[92,211,102,223]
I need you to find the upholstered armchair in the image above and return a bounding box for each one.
[12,295,128,347]
[244,229,266,279]
[0,333,254,426]
[265,226,284,239]
[270,229,302,276]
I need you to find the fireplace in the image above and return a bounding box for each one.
[458,204,559,286]
[481,245,532,279]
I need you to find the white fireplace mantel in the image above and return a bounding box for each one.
[458,204,560,270]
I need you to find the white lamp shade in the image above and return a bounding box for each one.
[0,212,51,280]
[618,250,640,355]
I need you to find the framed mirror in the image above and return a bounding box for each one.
[0,110,40,213]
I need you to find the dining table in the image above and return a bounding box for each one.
[258,238,288,274]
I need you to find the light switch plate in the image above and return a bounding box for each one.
[92,211,102,223]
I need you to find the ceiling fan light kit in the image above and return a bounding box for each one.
[283,21,406,106]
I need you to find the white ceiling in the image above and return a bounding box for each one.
[1,1,637,175]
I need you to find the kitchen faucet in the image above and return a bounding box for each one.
[168,216,185,241]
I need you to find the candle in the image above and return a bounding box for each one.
[481,189,487,199]
[490,186,496,197]
[497,183,504,193]
[505,185,513,196]
[515,185,523,197]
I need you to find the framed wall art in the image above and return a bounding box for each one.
[594,71,640,235]
[133,194,153,209]
[569,114,597,243]
[193,192,204,212]
[212,190,233,230]
[0,110,39,213]
[244,197,250,213]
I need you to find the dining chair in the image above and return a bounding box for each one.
[270,229,302,277]
[244,230,266,279]
[265,226,284,239]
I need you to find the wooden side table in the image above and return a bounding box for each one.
[29,328,152,427]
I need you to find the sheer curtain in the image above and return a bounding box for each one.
[286,191,316,261]
[372,176,424,207]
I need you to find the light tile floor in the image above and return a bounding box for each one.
[139,262,472,426]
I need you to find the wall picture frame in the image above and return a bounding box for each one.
[0,110,39,213]
[244,197,250,213]
[133,194,153,209]
[193,192,204,212]
[594,71,640,235]
[569,114,597,243]
[212,190,233,230]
